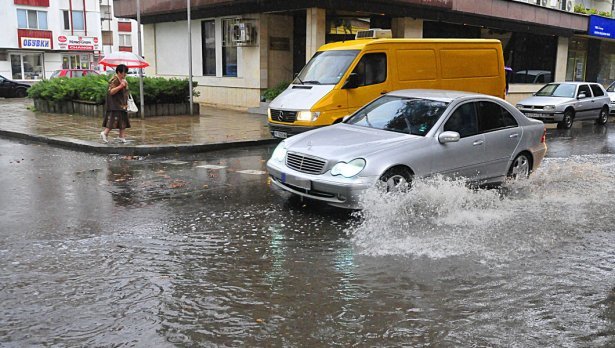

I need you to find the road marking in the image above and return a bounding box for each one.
[196,164,227,170]
[236,169,266,175]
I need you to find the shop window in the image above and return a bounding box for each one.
[10,53,43,80]
[566,37,587,82]
[326,16,370,43]
[62,54,90,69]
[63,10,84,31]
[17,9,47,30]
[222,19,238,77]
[351,53,387,86]
[500,32,556,85]
[201,20,216,76]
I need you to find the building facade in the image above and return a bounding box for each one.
[99,0,140,62]
[0,0,103,81]
[113,0,615,108]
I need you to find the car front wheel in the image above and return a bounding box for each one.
[596,106,609,125]
[558,110,574,129]
[379,167,413,192]
[507,153,531,180]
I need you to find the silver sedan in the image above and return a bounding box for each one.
[266,90,547,209]
[515,82,610,129]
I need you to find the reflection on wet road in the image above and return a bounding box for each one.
[1,122,614,346]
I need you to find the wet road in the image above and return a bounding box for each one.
[1,122,615,347]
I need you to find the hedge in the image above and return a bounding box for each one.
[27,74,199,105]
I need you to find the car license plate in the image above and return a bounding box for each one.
[281,172,311,190]
[525,112,543,118]
[273,131,287,139]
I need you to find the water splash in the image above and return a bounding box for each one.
[348,155,615,260]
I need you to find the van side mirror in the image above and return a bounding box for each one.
[438,131,460,144]
[342,73,360,89]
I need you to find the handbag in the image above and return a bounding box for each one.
[127,93,138,113]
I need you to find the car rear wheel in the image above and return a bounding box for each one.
[557,110,574,129]
[14,88,27,98]
[596,106,609,125]
[379,167,413,192]
[507,153,531,180]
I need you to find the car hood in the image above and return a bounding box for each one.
[517,96,574,106]
[285,123,421,160]
[269,84,335,110]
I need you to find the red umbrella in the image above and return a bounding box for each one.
[98,51,149,68]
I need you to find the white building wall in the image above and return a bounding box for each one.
[0,0,102,80]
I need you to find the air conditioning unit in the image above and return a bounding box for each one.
[232,22,253,44]
[355,29,393,40]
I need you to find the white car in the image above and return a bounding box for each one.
[606,81,615,114]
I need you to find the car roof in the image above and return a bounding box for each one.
[546,81,597,85]
[385,89,493,103]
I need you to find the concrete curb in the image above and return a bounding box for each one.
[0,128,280,155]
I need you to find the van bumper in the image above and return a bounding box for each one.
[268,123,322,138]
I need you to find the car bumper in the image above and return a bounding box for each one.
[610,103,615,114]
[266,160,376,209]
[519,110,563,123]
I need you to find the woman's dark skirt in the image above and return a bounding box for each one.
[102,110,131,129]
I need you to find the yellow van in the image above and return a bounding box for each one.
[268,33,506,139]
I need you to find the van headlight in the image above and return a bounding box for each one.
[296,111,320,122]
[271,142,287,163]
[331,158,366,178]
[543,105,555,111]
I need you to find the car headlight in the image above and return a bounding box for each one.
[296,111,320,122]
[271,142,287,163]
[330,158,366,178]
[515,104,522,109]
[543,105,555,111]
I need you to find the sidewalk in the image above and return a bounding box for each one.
[0,98,277,155]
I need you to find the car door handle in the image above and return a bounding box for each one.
[473,140,484,146]
[509,133,519,138]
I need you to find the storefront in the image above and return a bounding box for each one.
[56,35,99,70]
[586,15,615,86]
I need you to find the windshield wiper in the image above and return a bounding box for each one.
[302,80,321,85]
[294,76,304,85]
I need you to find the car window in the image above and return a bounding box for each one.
[535,83,576,98]
[476,101,518,132]
[578,84,592,98]
[443,102,478,138]
[590,84,605,97]
[346,95,448,136]
[351,53,387,87]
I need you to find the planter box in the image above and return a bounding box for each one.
[33,99,200,117]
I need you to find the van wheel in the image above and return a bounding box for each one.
[596,106,609,125]
[379,167,413,192]
[557,110,574,129]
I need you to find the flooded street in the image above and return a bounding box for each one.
[1,123,615,346]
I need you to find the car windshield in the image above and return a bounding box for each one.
[607,82,615,92]
[345,96,449,136]
[294,50,359,85]
[535,83,576,98]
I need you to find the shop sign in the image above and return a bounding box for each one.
[20,37,51,49]
[588,15,615,39]
[56,35,100,51]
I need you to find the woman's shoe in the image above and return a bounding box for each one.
[118,138,127,143]
[100,131,108,143]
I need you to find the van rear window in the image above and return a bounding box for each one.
[440,49,499,79]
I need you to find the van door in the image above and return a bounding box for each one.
[346,52,390,112]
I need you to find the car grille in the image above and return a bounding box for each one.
[519,105,544,110]
[286,152,326,174]
[270,109,297,123]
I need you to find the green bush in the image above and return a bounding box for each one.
[28,74,199,105]
[263,81,290,101]
[573,4,612,17]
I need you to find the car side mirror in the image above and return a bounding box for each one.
[438,131,460,144]
[577,92,587,99]
[342,73,360,89]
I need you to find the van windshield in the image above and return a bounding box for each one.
[294,50,359,85]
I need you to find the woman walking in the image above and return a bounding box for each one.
[100,64,130,143]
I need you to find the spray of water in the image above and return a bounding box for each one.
[347,155,615,260]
